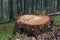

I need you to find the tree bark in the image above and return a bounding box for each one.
[20,0,23,15]
[0,0,3,19]
[31,0,34,13]
[24,0,29,14]
[17,0,20,16]
[57,0,60,12]
[36,0,38,10]
[9,0,14,21]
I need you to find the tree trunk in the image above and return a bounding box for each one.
[44,0,47,9]
[41,0,44,11]
[20,0,23,15]
[57,0,60,12]
[40,0,42,11]
[0,0,3,19]
[31,0,34,13]
[9,0,13,21]
[36,0,38,10]
[17,0,20,16]
[24,0,29,14]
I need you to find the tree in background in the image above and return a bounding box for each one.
[0,0,3,19]
[17,0,20,16]
[24,0,29,14]
[20,0,23,15]
[31,0,34,13]
[57,0,60,12]
[9,0,14,21]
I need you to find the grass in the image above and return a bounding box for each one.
[0,16,60,40]
[53,16,60,24]
[0,21,15,40]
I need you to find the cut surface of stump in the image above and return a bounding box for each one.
[17,15,50,26]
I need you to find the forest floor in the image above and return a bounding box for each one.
[0,16,60,40]
[0,21,15,40]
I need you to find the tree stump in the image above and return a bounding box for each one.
[13,14,53,40]
[15,15,51,36]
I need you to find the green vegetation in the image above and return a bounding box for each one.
[0,21,15,40]
[53,16,60,24]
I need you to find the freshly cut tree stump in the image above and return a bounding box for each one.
[12,10,53,40]
[13,14,52,37]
